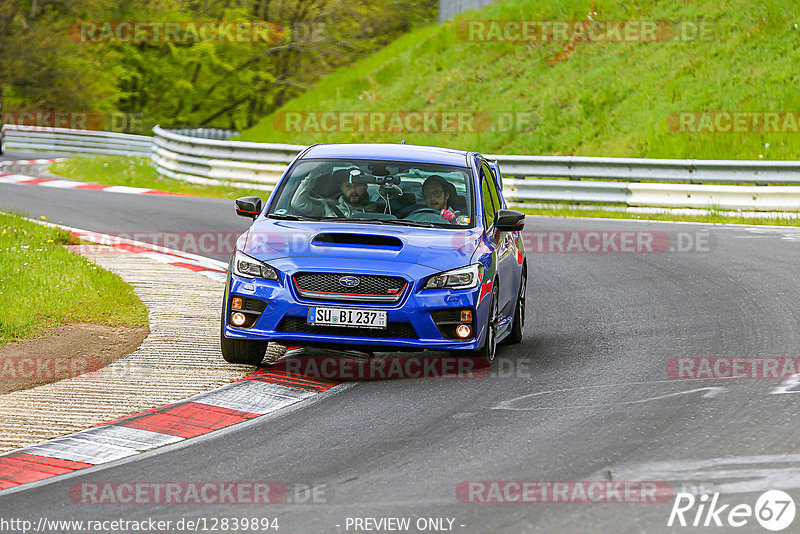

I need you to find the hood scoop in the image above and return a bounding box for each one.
[312,233,403,250]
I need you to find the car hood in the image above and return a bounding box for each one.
[238,219,483,272]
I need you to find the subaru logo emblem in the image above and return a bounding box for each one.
[339,276,360,287]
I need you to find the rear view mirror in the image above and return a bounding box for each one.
[235,197,262,220]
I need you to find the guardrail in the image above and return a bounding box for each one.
[150,125,304,191]
[487,155,800,185]
[164,128,238,140]
[490,155,800,210]
[5,124,799,211]
[1,124,151,156]
[149,127,800,211]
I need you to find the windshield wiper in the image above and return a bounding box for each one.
[331,217,440,228]
[267,213,320,221]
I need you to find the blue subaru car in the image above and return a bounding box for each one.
[221,143,527,364]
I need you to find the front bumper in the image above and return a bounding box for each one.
[222,261,489,352]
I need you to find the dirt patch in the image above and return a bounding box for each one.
[0,323,149,394]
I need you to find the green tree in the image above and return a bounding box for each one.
[1,0,436,132]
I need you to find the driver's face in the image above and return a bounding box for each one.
[341,182,368,205]
[423,186,449,210]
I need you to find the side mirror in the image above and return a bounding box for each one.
[235,196,262,220]
[493,209,525,232]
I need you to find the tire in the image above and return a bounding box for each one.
[461,283,499,361]
[501,268,526,345]
[220,306,268,365]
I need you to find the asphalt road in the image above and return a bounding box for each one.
[2,175,800,533]
[0,165,250,262]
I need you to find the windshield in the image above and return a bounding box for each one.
[268,158,475,228]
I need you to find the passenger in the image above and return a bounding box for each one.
[292,167,382,217]
[422,175,462,223]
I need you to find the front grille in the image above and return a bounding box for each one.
[292,272,407,303]
[278,317,417,339]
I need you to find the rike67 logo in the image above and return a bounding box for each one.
[668,490,796,531]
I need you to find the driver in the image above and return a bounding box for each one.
[422,175,462,223]
[291,166,382,217]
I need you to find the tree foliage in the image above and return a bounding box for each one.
[0,0,436,132]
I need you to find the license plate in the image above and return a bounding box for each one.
[307,306,387,329]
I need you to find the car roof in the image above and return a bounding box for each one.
[300,143,471,167]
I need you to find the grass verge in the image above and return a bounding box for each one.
[49,156,263,199]
[0,212,149,346]
[239,0,800,161]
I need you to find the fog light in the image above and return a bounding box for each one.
[231,297,243,310]
[460,310,473,322]
[231,312,247,327]
[455,324,472,339]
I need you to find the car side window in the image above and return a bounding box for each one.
[489,163,506,208]
[478,164,497,228]
[480,162,501,229]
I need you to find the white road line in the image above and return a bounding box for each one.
[596,454,800,495]
[492,386,728,411]
[769,373,800,395]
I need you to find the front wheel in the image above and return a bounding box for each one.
[460,283,499,361]
[220,307,268,365]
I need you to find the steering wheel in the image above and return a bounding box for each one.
[405,207,441,216]
[403,207,449,223]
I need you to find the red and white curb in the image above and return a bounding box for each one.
[23,216,228,282]
[0,158,64,166]
[0,173,183,197]
[66,226,229,282]
[0,367,339,491]
[0,222,347,492]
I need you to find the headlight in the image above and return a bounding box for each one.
[232,251,278,281]
[423,263,482,290]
